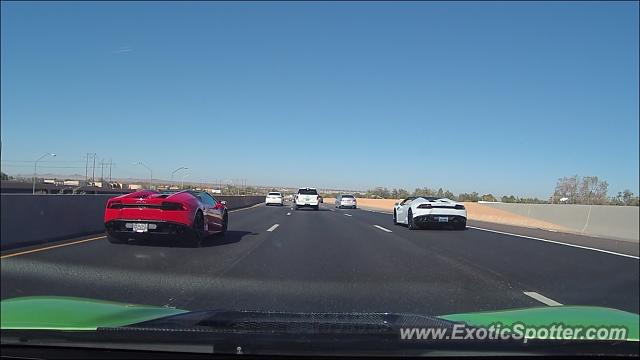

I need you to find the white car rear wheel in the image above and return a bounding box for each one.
[407,209,418,230]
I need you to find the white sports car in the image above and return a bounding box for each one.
[393,196,467,230]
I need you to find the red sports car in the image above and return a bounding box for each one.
[104,190,228,246]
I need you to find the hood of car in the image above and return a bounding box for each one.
[1,296,638,341]
[0,296,187,330]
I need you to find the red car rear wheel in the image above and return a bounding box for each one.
[191,211,205,246]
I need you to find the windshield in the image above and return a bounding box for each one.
[418,196,441,201]
[1,1,638,357]
[298,189,318,195]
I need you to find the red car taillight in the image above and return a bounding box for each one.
[417,204,432,209]
[108,200,123,209]
[455,204,465,210]
[161,201,186,211]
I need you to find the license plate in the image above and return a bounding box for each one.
[437,217,449,223]
[133,223,148,232]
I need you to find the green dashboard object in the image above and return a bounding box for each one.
[1,296,638,342]
[0,296,187,330]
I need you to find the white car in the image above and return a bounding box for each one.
[393,196,467,230]
[335,194,357,209]
[265,192,284,206]
[295,187,319,210]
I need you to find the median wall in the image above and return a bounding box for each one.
[479,203,639,242]
[0,194,263,250]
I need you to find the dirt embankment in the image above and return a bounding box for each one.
[324,198,568,231]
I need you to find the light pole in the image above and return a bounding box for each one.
[134,162,153,188]
[181,174,189,189]
[33,153,56,194]
[170,166,188,183]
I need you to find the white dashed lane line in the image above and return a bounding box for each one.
[523,291,563,306]
[373,225,393,233]
[344,214,352,217]
[266,224,280,232]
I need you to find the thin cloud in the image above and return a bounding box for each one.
[112,46,134,54]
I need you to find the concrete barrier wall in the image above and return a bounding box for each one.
[1,194,263,250]
[481,203,639,242]
[216,196,263,210]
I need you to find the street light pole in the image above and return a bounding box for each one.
[181,174,189,189]
[134,162,153,188]
[91,153,96,186]
[170,166,188,183]
[33,153,56,194]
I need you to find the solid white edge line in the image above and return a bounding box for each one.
[523,291,563,306]
[266,224,279,232]
[373,225,393,233]
[468,226,639,260]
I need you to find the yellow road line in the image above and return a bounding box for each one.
[0,235,106,260]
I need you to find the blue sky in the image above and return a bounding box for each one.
[1,2,638,197]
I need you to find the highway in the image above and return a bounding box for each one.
[1,202,638,316]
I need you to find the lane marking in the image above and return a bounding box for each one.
[286,212,291,216]
[1,236,106,260]
[523,291,563,306]
[266,224,280,232]
[373,225,393,233]
[344,214,352,217]
[468,226,639,260]
[229,202,263,213]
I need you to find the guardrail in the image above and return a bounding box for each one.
[0,194,264,251]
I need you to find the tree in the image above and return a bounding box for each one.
[611,190,640,206]
[397,188,410,199]
[551,175,579,204]
[480,193,497,202]
[458,192,479,202]
[0,172,9,181]
[366,187,391,199]
[577,176,608,205]
[519,197,547,204]
[551,175,609,205]
[622,189,635,206]
[443,190,456,201]
[413,187,436,196]
[502,195,517,203]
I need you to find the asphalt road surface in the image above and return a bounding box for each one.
[2,203,638,316]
